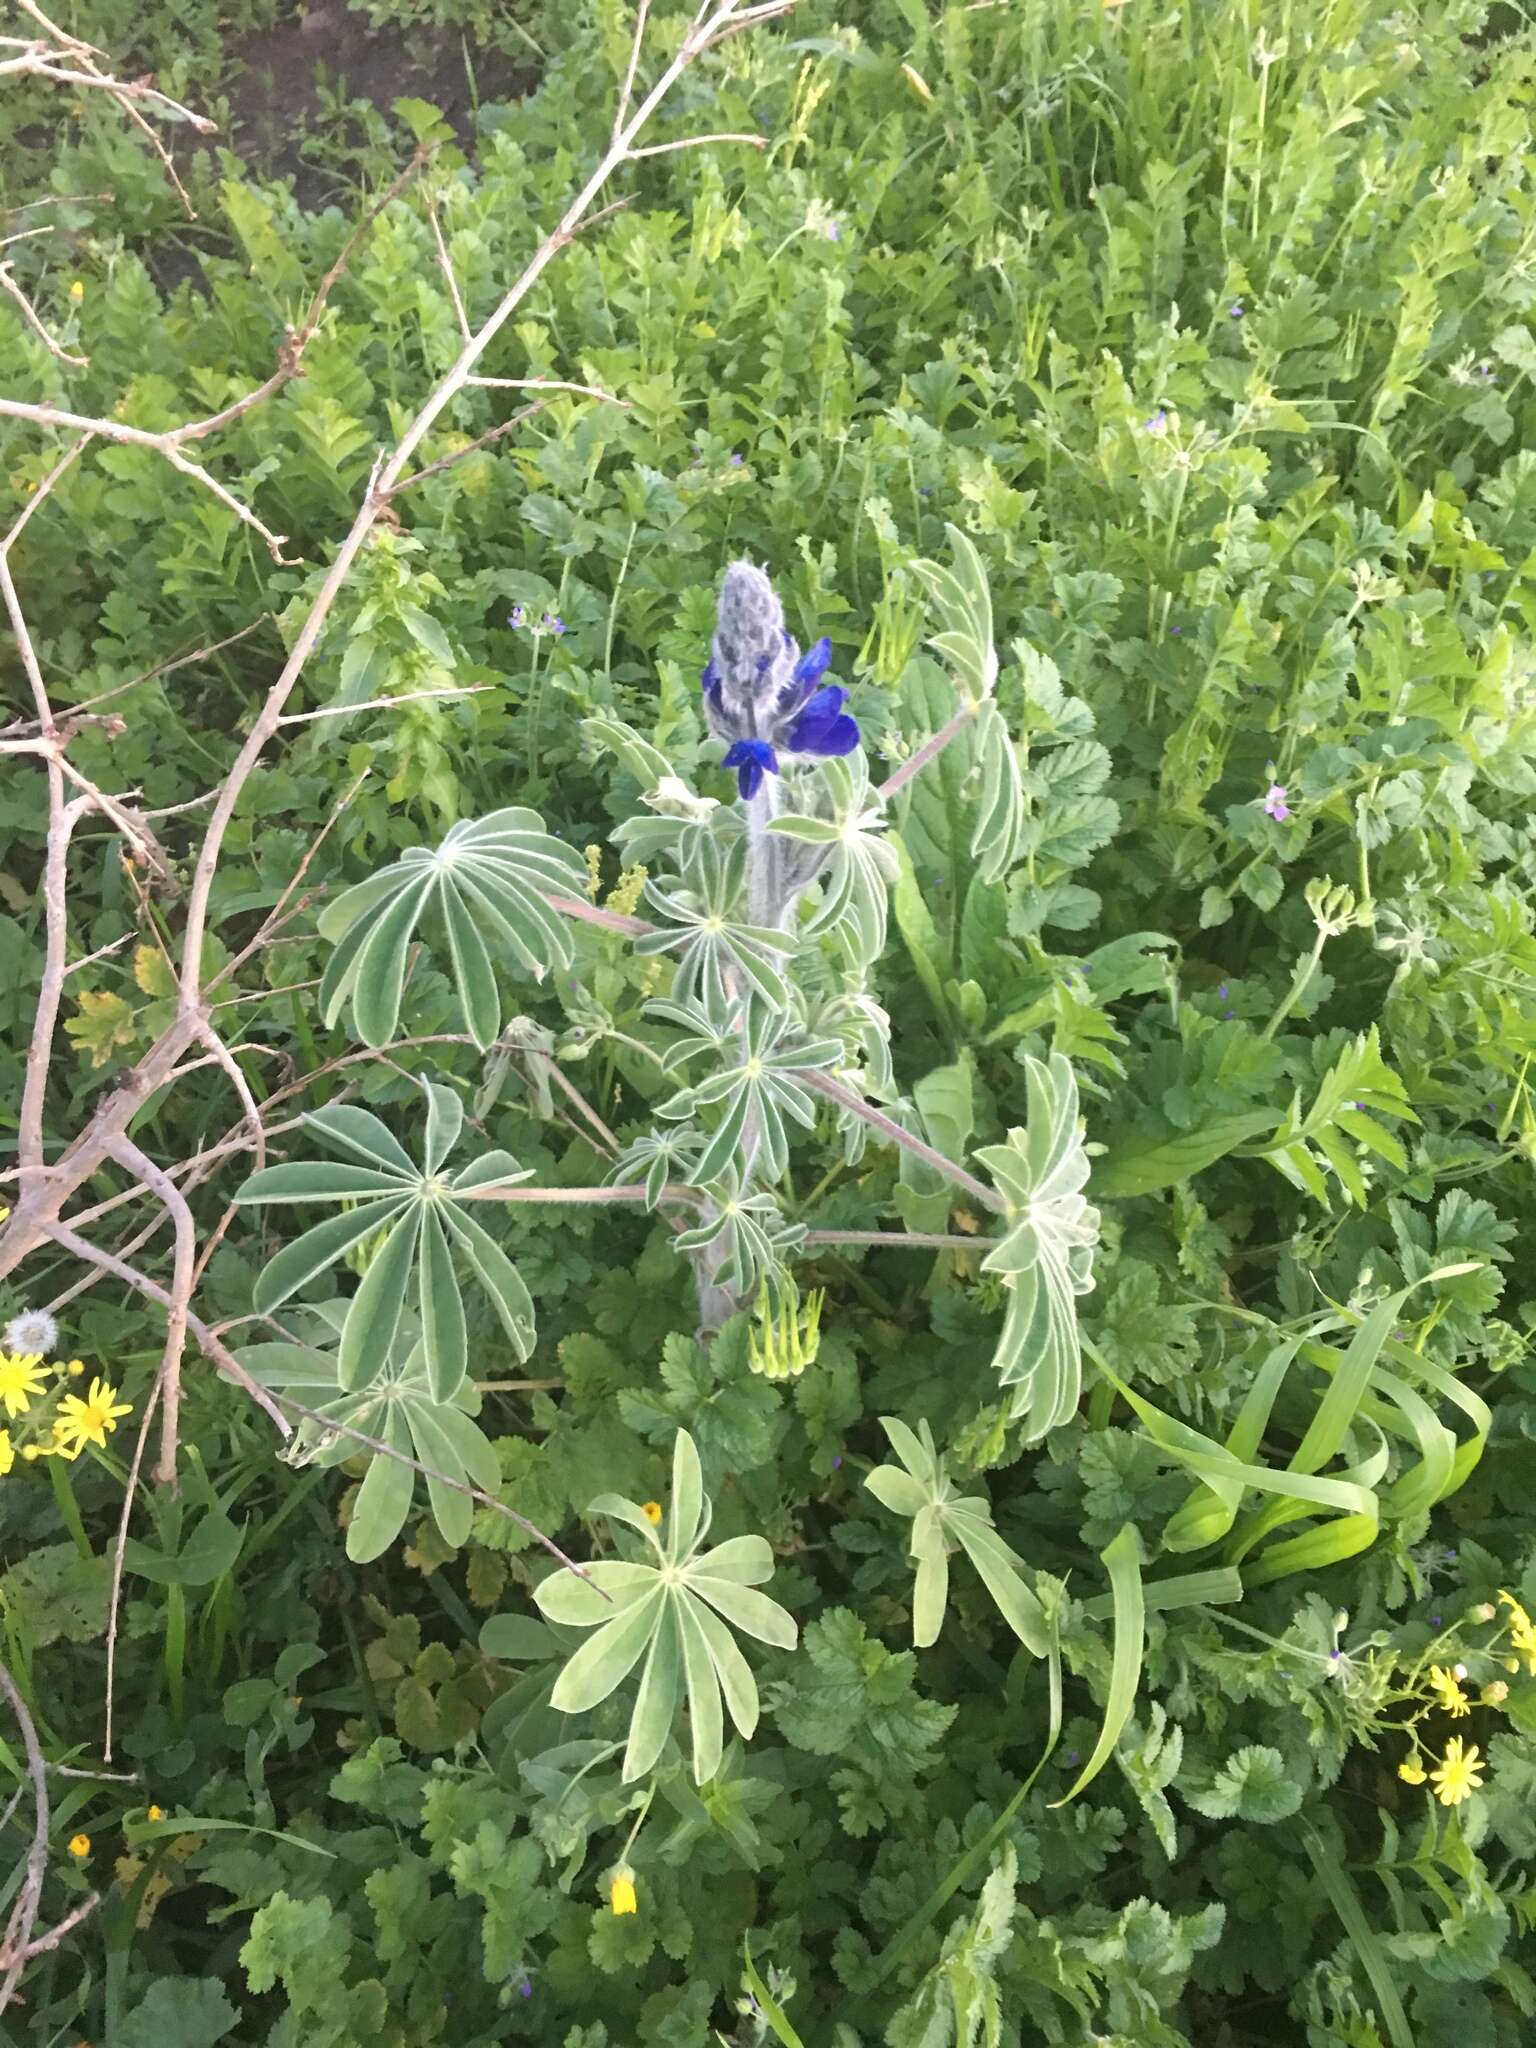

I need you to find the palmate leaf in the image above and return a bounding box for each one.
[634,832,798,1012]
[908,523,998,706]
[530,1430,797,1785]
[865,1417,1048,1655]
[316,807,588,1051]
[671,1178,805,1308]
[768,752,899,969]
[976,1052,1101,1442]
[655,998,842,1187]
[236,1310,500,1563]
[234,1082,537,1401]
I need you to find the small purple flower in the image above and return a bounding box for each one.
[1262,783,1290,821]
[1142,408,1168,433]
[1229,299,1245,319]
[831,1454,843,1470]
[1170,624,1182,636]
[545,613,565,635]
[1477,363,1495,380]
[518,1979,533,1999]
[730,453,743,467]
[1218,982,1229,999]
[1224,1008,1235,1019]
[919,484,933,497]
[825,219,842,242]
[508,605,525,628]
[1431,1614,1442,1626]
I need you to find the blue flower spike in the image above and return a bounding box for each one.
[701,565,861,800]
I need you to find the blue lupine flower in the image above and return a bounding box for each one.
[701,563,862,800]
[788,684,859,756]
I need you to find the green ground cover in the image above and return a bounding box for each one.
[4,0,1536,2041]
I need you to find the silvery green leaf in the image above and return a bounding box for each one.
[525,1430,796,1784]
[317,807,586,1049]
[975,1053,1100,1444]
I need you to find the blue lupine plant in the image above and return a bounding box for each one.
[279,532,1090,1436]
[702,562,861,800]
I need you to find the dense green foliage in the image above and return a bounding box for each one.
[5,1,1536,2044]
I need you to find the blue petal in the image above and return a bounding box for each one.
[804,713,860,758]
[722,739,778,800]
[793,636,833,689]
[787,685,860,756]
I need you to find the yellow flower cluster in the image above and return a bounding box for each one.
[0,1352,130,1471]
[605,864,648,920]
[1499,1591,1536,1676]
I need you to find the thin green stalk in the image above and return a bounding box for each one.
[47,1455,93,1561]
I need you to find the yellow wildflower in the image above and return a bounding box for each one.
[1430,1736,1485,1807]
[1397,1755,1426,1785]
[54,1376,131,1453]
[0,1429,12,1476]
[640,1501,663,1526]
[1427,1665,1471,1718]
[0,1351,48,1418]
[147,1804,164,1823]
[68,280,84,302]
[67,1833,90,1858]
[1499,1591,1536,1676]
[608,1867,637,1915]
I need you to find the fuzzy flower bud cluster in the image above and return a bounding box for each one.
[701,562,860,799]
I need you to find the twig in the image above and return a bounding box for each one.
[102,1372,161,1763]
[466,375,627,405]
[0,262,86,365]
[274,684,493,724]
[627,132,767,158]
[425,191,471,340]
[48,1223,292,1438]
[385,400,550,494]
[612,0,652,145]
[103,1136,197,1485]
[0,1659,95,2010]
[65,613,277,719]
